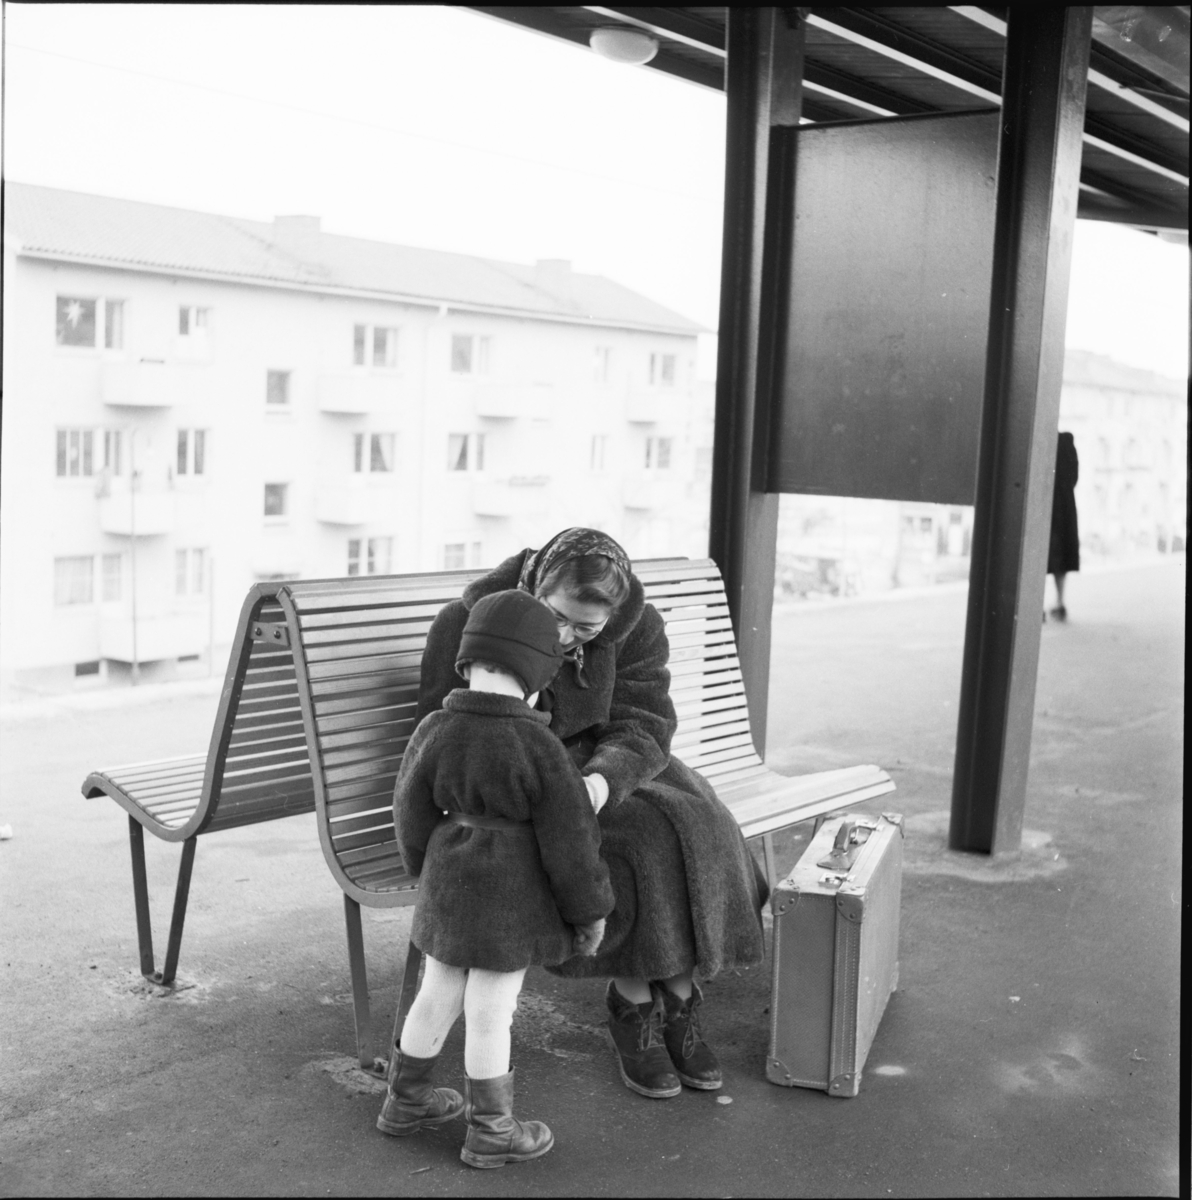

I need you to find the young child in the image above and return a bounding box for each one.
[378,588,614,1169]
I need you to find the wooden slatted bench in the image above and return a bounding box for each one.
[83,558,894,1071]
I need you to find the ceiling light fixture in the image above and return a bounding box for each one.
[589,27,660,65]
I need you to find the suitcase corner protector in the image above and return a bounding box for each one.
[766,1057,796,1086]
[828,1071,861,1097]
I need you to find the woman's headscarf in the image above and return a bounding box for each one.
[517,527,632,691]
[517,527,632,598]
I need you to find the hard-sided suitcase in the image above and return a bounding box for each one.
[767,811,903,1097]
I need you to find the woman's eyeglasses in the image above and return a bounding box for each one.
[544,602,607,638]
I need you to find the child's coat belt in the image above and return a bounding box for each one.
[444,811,535,835]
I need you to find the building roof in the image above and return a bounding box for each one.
[4,182,702,335]
[1064,348,1187,396]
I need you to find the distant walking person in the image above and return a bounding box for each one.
[1047,431,1080,621]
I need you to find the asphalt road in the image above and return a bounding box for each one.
[0,558,1182,1197]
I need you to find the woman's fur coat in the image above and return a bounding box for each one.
[415,550,767,980]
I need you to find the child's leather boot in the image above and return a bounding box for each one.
[460,1070,554,1168]
[375,1046,464,1136]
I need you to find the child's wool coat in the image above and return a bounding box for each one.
[395,688,614,973]
[415,550,768,982]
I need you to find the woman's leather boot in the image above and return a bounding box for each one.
[375,1046,464,1136]
[658,982,722,1089]
[460,1070,554,1168]
[604,981,681,1098]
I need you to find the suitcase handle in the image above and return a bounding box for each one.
[816,820,873,871]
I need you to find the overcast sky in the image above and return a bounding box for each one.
[4,3,1188,379]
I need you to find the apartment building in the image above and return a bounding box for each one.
[2,183,704,693]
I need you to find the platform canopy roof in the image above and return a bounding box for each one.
[471,6,1189,232]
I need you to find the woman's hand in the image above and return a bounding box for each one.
[584,772,609,814]
[572,917,606,957]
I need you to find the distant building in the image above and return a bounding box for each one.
[1,183,704,693]
[1059,350,1186,557]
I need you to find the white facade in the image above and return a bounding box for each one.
[1,231,704,693]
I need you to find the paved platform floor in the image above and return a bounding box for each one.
[0,559,1182,1197]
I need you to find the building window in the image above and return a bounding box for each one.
[179,306,209,336]
[353,433,396,473]
[175,548,206,595]
[57,427,127,478]
[649,352,676,387]
[353,324,400,368]
[594,346,613,384]
[54,556,94,605]
[266,370,291,406]
[177,429,207,476]
[102,554,123,602]
[447,433,485,472]
[104,301,125,350]
[347,537,393,576]
[75,660,101,677]
[264,483,289,518]
[590,435,607,471]
[104,430,123,475]
[56,297,97,347]
[451,333,491,375]
[56,429,95,477]
[645,436,672,470]
[443,541,483,570]
[373,327,398,368]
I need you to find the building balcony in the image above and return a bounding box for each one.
[100,359,182,407]
[472,476,551,518]
[315,479,369,525]
[317,372,400,414]
[99,610,209,663]
[624,389,678,424]
[473,382,554,420]
[98,482,175,535]
[622,473,681,511]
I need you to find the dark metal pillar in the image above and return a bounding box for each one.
[709,7,803,753]
[950,8,1093,854]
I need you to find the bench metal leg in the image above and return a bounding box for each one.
[157,837,197,986]
[343,895,375,1071]
[379,939,425,1078]
[393,939,424,1047]
[761,832,778,892]
[127,819,197,986]
[128,817,155,978]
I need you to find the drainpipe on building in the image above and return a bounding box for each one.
[129,428,140,685]
[208,558,215,678]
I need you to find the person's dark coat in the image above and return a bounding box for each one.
[1049,431,1080,575]
[395,688,614,973]
[416,550,767,981]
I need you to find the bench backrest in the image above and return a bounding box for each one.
[197,590,316,835]
[271,558,761,905]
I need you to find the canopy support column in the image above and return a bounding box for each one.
[950,7,1093,853]
[709,7,803,752]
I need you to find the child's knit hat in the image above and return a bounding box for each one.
[456,589,564,697]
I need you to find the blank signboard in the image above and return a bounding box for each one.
[767,111,999,505]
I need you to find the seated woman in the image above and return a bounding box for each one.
[415,527,768,1098]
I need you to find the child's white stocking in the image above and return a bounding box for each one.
[398,955,466,1058]
[463,967,527,1079]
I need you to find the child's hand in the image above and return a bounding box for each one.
[572,918,606,957]
[584,773,609,814]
